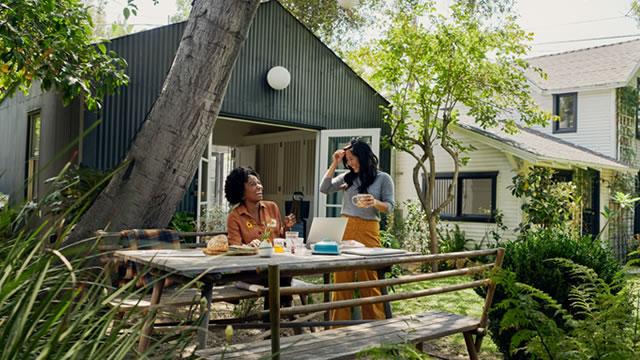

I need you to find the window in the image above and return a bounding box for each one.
[553,93,577,133]
[25,111,41,201]
[428,172,498,222]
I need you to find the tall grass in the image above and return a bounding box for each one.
[0,164,196,359]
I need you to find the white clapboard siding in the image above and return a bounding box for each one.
[394,131,522,243]
[529,89,617,159]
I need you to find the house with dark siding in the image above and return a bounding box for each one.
[0,0,389,231]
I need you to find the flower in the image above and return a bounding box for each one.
[225,325,233,344]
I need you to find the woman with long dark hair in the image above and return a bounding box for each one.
[320,138,395,321]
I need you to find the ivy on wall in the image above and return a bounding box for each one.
[609,86,639,260]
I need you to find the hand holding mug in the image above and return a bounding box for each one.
[249,239,261,248]
[351,194,375,208]
[284,213,296,228]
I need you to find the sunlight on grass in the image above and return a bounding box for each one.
[389,276,502,359]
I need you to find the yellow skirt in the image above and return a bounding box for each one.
[330,215,386,322]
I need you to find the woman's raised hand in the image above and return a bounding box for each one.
[332,149,345,165]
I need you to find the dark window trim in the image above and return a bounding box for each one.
[436,171,498,223]
[25,110,42,201]
[552,92,578,134]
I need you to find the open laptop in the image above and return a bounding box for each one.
[306,217,348,246]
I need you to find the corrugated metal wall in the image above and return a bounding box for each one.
[82,0,389,213]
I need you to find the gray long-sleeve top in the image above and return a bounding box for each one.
[320,171,395,221]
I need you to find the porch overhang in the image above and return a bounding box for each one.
[454,119,638,174]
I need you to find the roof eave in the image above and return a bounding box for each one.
[454,125,637,173]
[537,82,627,95]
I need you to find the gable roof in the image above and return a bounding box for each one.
[454,117,636,173]
[525,39,640,93]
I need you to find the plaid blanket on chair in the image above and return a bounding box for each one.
[116,229,182,287]
[119,229,181,244]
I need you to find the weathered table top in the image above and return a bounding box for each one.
[114,248,421,279]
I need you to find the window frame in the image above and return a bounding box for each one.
[25,110,42,201]
[552,92,578,134]
[435,171,498,223]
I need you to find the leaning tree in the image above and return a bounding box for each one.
[64,0,262,244]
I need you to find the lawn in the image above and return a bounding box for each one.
[385,276,503,359]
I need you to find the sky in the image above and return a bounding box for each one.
[105,0,640,57]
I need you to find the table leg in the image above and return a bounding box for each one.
[137,279,165,354]
[198,280,214,349]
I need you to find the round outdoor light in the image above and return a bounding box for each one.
[337,0,359,10]
[266,66,291,90]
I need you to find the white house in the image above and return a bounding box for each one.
[395,39,640,254]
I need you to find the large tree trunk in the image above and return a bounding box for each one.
[65,0,261,245]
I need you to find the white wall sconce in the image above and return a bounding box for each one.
[266,66,291,90]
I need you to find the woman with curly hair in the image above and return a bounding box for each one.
[320,138,395,322]
[224,167,295,246]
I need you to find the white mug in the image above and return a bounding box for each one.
[351,194,371,208]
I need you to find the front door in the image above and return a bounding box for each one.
[317,129,380,218]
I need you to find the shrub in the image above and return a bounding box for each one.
[396,201,429,254]
[486,228,624,359]
[509,167,580,232]
[496,259,639,358]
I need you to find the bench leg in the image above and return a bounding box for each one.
[377,269,393,319]
[198,280,214,349]
[475,332,485,353]
[137,279,164,354]
[463,331,479,360]
[323,273,331,330]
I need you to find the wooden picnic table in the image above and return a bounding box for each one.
[113,248,421,352]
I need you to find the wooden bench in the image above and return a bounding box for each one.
[109,285,257,311]
[197,248,504,360]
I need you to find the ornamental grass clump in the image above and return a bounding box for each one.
[0,164,195,359]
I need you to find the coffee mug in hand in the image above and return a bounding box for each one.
[351,194,371,208]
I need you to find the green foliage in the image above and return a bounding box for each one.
[168,0,192,24]
[351,0,551,257]
[437,224,474,270]
[380,208,403,249]
[395,201,429,254]
[0,0,129,110]
[509,167,579,232]
[496,259,640,359]
[357,343,430,359]
[437,224,471,253]
[486,228,624,359]
[169,211,196,233]
[280,0,388,55]
[42,163,108,223]
[0,163,196,358]
[198,205,228,233]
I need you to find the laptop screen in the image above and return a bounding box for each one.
[306,217,348,245]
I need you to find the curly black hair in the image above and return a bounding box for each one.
[224,167,260,205]
[342,138,379,193]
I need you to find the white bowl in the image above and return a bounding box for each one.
[258,247,273,258]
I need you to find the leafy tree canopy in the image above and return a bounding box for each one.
[0,0,129,110]
[349,0,552,257]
